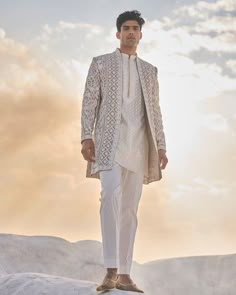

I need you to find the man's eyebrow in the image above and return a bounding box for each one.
[123,25,139,28]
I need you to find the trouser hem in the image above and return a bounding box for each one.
[104,259,118,268]
[118,264,131,274]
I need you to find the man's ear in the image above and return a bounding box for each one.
[140,31,142,40]
[116,31,120,39]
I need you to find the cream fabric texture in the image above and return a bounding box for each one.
[114,52,148,176]
[99,162,144,274]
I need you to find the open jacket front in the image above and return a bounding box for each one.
[81,48,166,184]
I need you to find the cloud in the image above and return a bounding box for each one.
[173,0,236,19]
[143,0,236,82]
[170,177,232,200]
[30,20,118,94]
[0,28,104,248]
[200,113,229,132]
[0,27,83,199]
[0,28,29,67]
[226,58,236,73]
[33,21,111,60]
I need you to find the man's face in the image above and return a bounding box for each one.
[116,20,142,48]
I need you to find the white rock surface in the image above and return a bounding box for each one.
[0,273,96,295]
[0,233,235,295]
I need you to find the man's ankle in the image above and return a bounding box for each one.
[118,274,133,283]
[106,268,118,277]
[119,274,130,278]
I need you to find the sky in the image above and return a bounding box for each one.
[0,0,236,263]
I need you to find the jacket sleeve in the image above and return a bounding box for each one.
[80,57,101,144]
[154,66,167,151]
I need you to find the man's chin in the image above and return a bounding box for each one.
[125,41,138,47]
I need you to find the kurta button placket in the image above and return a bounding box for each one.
[114,51,149,175]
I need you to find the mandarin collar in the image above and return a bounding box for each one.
[116,48,137,60]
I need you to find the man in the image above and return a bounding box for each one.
[81,10,168,293]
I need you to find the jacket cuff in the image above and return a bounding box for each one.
[81,134,93,144]
[157,145,166,151]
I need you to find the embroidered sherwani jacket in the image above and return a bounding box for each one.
[81,48,166,184]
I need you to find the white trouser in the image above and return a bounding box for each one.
[99,162,144,274]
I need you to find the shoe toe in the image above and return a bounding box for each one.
[116,281,144,293]
[96,276,118,292]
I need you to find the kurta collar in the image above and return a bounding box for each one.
[115,48,137,60]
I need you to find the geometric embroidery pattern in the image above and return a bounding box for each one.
[81,48,166,184]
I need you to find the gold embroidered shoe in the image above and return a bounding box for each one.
[116,280,144,293]
[96,274,119,292]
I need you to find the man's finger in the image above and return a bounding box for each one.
[81,139,96,162]
[87,147,95,162]
[160,157,167,169]
[90,145,95,159]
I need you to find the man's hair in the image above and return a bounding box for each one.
[116,10,145,32]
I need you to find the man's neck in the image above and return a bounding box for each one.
[118,47,137,56]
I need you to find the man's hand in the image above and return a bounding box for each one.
[81,139,95,162]
[158,149,168,170]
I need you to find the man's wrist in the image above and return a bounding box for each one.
[158,148,166,152]
[81,135,92,145]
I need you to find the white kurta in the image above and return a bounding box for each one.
[114,52,149,176]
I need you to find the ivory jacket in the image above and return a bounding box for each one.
[81,48,166,184]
